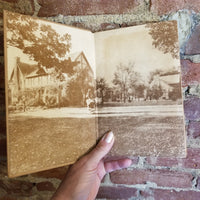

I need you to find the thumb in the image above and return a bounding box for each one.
[87,131,114,166]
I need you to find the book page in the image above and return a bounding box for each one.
[94,21,186,158]
[4,11,97,177]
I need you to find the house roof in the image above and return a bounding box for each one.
[10,59,47,81]
[67,51,94,75]
[160,71,180,76]
[18,62,38,77]
[67,51,82,62]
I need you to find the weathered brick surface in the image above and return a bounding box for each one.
[147,148,200,169]
[141,188,200,200]
[188,121,200,138]
[97,186,137,199]
[32,166,68,180]
[185,24,200,55]
[181,60,200,87]
[37,0,140,17]
[110,169,193,188]
[0,0,35,17]
[146,156,179,168]
[150,0,200,15]
[0,179,34,196]
[142,189,200,200]
[184,97,200,121]
[36,181,55,191]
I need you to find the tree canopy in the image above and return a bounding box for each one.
[113,62,138,102]
[146,21,179,59]
[6,12,75,74]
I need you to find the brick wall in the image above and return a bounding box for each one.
[0,0,200,199]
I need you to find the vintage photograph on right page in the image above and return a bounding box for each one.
[94,21,186,158]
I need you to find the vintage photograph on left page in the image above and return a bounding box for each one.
[4,11,97,177]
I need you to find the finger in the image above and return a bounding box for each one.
[104,158,132,173]
[87,131,114,166]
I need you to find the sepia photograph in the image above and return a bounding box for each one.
[4,11,96,177]
[94,21,186,158]
[4,11,186,177]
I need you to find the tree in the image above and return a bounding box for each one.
[6,12,74,73]
[151,84,163,100]
[96,78,108,105]
[134,84,145,99]
[6,12,78,108]
[146,21,179,59]
[112,63,137,103]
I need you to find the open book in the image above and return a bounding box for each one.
[4,11,186,177]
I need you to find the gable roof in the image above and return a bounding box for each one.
[67,51,82,62]
[18,62,38,77]
[67,51,94,74]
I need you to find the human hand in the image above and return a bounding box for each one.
[51,131,132,200]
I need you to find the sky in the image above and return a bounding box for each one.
[6,13,180,86]
[6,16,95,80]
[94,24,180,86]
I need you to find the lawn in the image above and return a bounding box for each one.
[7,112,186,177]
[8,116,96,177]
[97,115,186,158]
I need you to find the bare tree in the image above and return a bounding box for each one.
[113,63,137,103]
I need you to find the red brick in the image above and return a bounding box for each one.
[141,188,200,200]
[36,181,55,191]
[0,137,6,157]
[32,165,68,180]
[180,148,200,170]
[185,24,200,55]
[110,169,193,188]
[147,148,200,169]
[181,60,200,87]
[0,179,34,196]
[184,97,200,121]
[97,186,138,199]
[188,121,200,138]
[37,0,140,17]
[146,156,179,168]
[0,0,34,17]
[71,22,88,30]
[150,0,200,15]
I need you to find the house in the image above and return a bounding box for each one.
[150,71,181,100]
[8,51,95,107]
[8,57,56,105]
